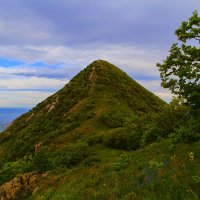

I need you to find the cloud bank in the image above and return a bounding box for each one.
[0,0,198,107]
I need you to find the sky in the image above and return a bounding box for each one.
[0,0,199,107]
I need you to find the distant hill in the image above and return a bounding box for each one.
[0,60,165,158]
[2,60,198,200]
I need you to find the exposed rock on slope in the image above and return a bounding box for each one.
[0,173,41,200]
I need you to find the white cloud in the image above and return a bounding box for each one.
[155,92,173,102]
[0,66,36,74]
[0,0,197,108]
[0,43,171,107]
[0,43,167,76]
[0,90,54,107]
[137,80,173,102]
[0,76,67,89]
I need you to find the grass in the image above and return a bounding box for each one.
[27,140,200,200]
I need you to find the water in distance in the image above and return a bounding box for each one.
[0,107,29,132]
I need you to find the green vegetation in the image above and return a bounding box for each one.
[157,10,200,115]
[157,11,200,146]
[0,60,165,162]
[0,52,199,199]
[27,140,200,200]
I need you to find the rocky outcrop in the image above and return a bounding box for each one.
[46,96,59,113]
[34,142,43,152]
[0,172,40,200]
[25,113,34,122]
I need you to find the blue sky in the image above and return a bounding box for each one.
[0,0,199,107]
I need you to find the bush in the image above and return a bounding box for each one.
[141,126,162,146]
[0,155,33,185]
[138,102,189,143]
[32,147,52,172]
[104,130,126,149]
[170,117,199,144]
[87,135,103,146]
[126,130,141,150]
[170,126,198,144]
[104,128,141,150]
[63,121,81,132]
[113,154,129,171]
[100,110,126,128]
[52,143,88,168]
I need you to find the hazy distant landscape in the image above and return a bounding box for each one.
[0,108,29,131]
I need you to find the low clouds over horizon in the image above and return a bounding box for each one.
[0,0,199,107]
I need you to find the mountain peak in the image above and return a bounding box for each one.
[86,59,117,72]
[93,59,106,63]
[0,60,165,159]
[91,59,109,64]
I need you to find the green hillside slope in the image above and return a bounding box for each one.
[0,60,165,161]
[0,60,199,200]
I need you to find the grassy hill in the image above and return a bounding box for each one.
[0,60,165,160]
[0,60,199,200]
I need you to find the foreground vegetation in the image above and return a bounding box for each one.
[26,140,200,200]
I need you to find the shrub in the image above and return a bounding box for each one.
[104,128,141,150]
[100,110,126,128]
[170,116,200,144]
[103,130,126,149]
[138,102,189,143]
[32,147,52,172]
[52,143,88,168]
[0,155,33,185]
[126,130,141,150]
[63,121,81,132]
[113,154,129,171]
[141,126,162,146]
[87,135,103,146]
[170,126,198,144]
[149,160,164,170]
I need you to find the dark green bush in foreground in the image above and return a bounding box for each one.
[170,117,200,144]
[0,143,89,185]
[100,110,127,128]
[104,128,141,150]
[113,153,129,171]
[52,143,88,169]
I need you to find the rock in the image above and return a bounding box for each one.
[0,172,40,200]
[26,113,34,122]
[34,142,43,152]
[47,104,55,113]
[32,187,39,195]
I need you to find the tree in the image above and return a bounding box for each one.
[157,11,200,115]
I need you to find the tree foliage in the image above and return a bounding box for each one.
[157,11,200,114]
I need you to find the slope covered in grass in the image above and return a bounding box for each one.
[1,60,198,199]
[28,140,200,200]
[0,60,165,162]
